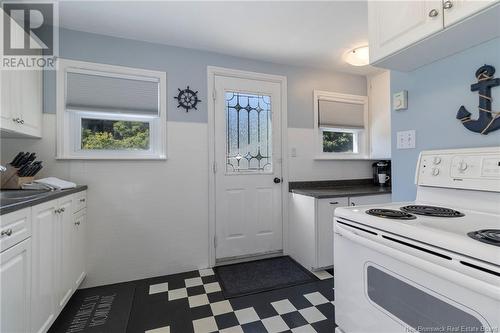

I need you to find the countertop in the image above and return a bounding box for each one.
[289,179,391,199]
[0,185,88,215]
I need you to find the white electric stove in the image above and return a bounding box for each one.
[334,147,500,333]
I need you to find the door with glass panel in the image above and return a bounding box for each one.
[214,75,282,260]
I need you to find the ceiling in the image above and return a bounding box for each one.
[59,1,375,75]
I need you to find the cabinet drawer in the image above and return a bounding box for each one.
[73,191,87,213]
[1,208,32,252]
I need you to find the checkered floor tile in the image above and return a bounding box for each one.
[69,261,335,333]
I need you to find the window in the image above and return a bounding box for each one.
[314,90,368,159]
[57,59,167,159]
[225,92,273,173]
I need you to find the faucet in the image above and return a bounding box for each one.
[0,165,6,173]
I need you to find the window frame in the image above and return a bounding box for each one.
[56,59,167,160]
[313,90,369,160]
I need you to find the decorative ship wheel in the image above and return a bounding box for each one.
[174,86,201,112]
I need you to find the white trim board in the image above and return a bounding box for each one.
[206,66,288,267]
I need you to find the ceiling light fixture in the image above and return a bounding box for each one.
[344,46,370,67]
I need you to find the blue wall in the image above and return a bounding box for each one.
[391,38,500,201]
[44,28,367,128]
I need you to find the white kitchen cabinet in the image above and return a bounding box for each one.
[349,194,392,207]
[443,0,498,26]
[1,238,31,333]
[368,0,443,64]
[0,10,43,138]
[31,200,59,333]
[289,192,392,271]
[73,209,87,289]
[368,0,500,71]
[317,198,349,268]
[58,196,76,310]
[368,71,391,160]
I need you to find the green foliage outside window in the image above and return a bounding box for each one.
[323,131,354,153]
[81,119,150,150]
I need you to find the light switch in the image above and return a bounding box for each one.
[393,90,408,111]
[397,130,416,149]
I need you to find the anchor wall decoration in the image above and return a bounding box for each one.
[456,64,500,135]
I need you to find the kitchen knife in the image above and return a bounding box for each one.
[30,164,43,177]
[16,152,31,167]
[27,162,42,176]
[25,152,36,164]
[17,163,32,177]
[10,152,24,166]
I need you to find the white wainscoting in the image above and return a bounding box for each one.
[1,116,374,287]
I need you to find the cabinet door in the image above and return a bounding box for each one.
[349,194,392,206]
[368,71,391,159]
[31,200,58,333]
[368,0,443,63]
[19,68,43,137]
[73,210,87,288]
[58,196,76,309]
[317,197,349,269]
[1,238,31,333]
[0,69,21,132]
[443,0,498,26]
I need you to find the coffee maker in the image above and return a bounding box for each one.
[372,161,391,187]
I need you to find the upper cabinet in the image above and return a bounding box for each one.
[0,10,43,138]
[369,0,500,71]
[368,71,391,160]
[368,1,443,64]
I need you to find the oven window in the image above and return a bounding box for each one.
[366,266,484,332]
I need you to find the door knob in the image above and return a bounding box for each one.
[273,177,282,184]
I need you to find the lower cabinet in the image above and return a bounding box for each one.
[0,238,31,333]
[0,190,87,333]
[31,201,59,333]
[289,193,391,271]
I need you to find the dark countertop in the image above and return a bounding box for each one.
[289,179,391,199]
[0,185,88,215]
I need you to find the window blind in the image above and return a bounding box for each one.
[318,99,365,129]
[66,72,159,115]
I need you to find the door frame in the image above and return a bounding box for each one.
[207,66,288,267]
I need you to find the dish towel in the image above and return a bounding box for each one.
[32,177,77,190]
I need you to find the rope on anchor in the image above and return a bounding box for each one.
[459,71,500,134]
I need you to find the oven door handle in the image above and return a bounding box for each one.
[335,224,500,301]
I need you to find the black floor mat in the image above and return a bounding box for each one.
[48,282,135,333]
[215,256,317,298]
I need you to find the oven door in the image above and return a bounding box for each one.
[333,220,499,333]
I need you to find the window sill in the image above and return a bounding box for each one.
[314,154,372,161]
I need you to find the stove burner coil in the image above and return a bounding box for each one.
[366,209,416,220]
[400,205,464,217]
[468,229,500,247]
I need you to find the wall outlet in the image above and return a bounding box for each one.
[393,90,408,111]
[397,130,416,149]
[290,147,297,157]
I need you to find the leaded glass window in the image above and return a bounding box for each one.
[225,92,272,173]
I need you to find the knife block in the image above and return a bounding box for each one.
[0,164,35,189]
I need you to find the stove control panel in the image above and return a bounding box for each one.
[416,147,500,192]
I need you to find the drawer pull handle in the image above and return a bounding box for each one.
[1,229,13,237]
[428,9,439,17]
[60,208,65,212]
[329,202,339,205]
[55,209,60,214]
[80,198,86,202]
[74,221,81,226]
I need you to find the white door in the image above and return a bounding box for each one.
[31,200,58,333]
[368,0,443,63]
[1,238,31,333]
[214,75,283,260]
